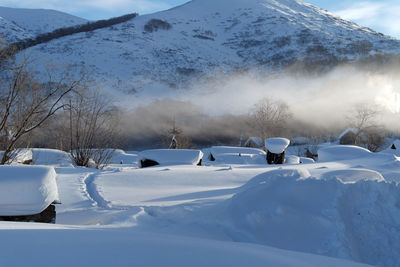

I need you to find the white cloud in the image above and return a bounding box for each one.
[334,1,400,38]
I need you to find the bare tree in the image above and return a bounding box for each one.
[0,53,82,164]
[249,97,292,140]
[68,87,119,169]
[347,103,384,151]
[162,117,191,149]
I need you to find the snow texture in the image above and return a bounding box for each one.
[138,149,203,166]
[318,145,372,162]
[0,165,59,215]
[265,137,290,153]
[0,6,86,42]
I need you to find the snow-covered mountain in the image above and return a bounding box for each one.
[0,6,87,43]
[15,0,400,96]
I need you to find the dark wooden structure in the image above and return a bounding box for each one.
[339,129,357,145]
[266,150,286,164]
[140,159,160,168]
[0,204,56,224]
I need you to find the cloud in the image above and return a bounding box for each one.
[333,1,400,39]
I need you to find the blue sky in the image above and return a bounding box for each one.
[2,0,399,38]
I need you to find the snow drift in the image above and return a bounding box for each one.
[318,145,372,162]
[228,168,400,266]
[0,166,59,216]
[138,149,203,167]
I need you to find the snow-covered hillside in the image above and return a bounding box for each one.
[0,6,87,43]
[17,0,400,97]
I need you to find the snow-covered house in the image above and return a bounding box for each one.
[0,165,59,223]
[244,137,263,148]
[265,138,290,164]
[338,128,358,145]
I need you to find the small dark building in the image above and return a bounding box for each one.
[339,128,358,145]
[244,137,263,148]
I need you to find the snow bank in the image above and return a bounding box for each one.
[285,155,300,164]
[320,169,384,184]
[0,227,368,267]
[204,146,266,165]
[265,138,290,154]
[299,157,315,164]
[110,149,138,165]
[209,153,266,165]
[0,166,59,216]
[318,145,371,162]
[228,168,400,266]
[0,149,73,167]
[32,149,74,167]
[139,149,203,167]
[209,146,266,156]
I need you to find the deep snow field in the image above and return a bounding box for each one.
[1,145,400,267]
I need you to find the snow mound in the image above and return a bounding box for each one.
[320,169,384,184]
[205,146,266,165]
[209,146,266,156]
[228,168,400,266]
[0,165,59,216]
[318,145,372,162]
[110,149,138,165]
[209,153,267,165]
[285,155,300,164]
[32,149,74,167]
[265,138,290,154]
[299,157,315,164]
[139,149,203,167]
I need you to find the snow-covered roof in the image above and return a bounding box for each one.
[139,149,203,166]
[0,165,59,216]
[318,145,371,162]
[244,137,263,147]
[265,138,290,154]
[338,128,358,140]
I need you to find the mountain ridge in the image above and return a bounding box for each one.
[9,0,400,101]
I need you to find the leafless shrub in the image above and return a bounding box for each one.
[67,87,119,169]
[0,54,82,164]
[144,19,172,33]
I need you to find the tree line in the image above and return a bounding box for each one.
[2,13,138,57]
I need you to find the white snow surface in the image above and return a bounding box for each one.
[205,146,267,165]
[138,149,203,166]
[265,137,290,153]
[209,146,266,156]
[0,165,59,215]
[3,144,400,266]
[0,6,87,42]
[318,145,372,162]
[109,149,138,165]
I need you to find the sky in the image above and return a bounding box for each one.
[1,0,399,39]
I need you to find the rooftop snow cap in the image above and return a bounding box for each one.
[265,138,290,154]
[0,165,59,216]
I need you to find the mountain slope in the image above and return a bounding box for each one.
[0,6,87,42]
[17,0,400,97]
